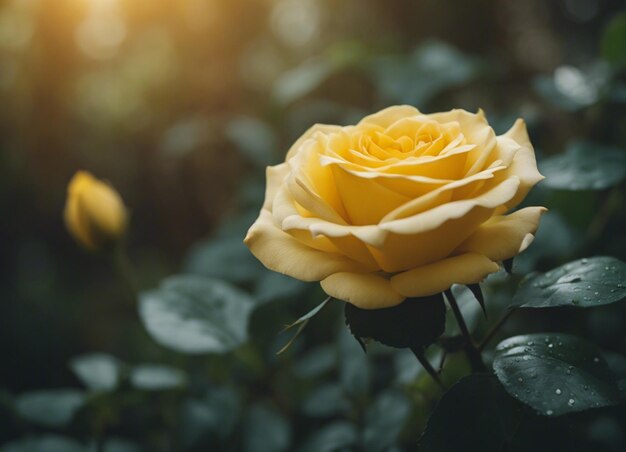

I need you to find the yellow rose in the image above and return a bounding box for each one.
[64,171,128,251]
[245,106,546,309]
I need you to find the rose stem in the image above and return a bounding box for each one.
[444,289,487,372]
[410,347,446,391]
[110,243,140,301]
[477,307,516,351]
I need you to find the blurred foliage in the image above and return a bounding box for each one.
[1,0,626,451]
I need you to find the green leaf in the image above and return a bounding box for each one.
[363,389,412,452]
[130,364,187,390]
[69,353,121,392]
[15,390,86,428]
[539,141,626,191]
[298,421,359,452]
[344,293,446,350]
[514,256,626,308]
[602,12,626,67]
[533,65,605,111]
[226,116,278,168]
[493,333,622,416]
[139,275,254,354]
[242,404,291,452]
[1,435,85,452]
[419,374,522,452]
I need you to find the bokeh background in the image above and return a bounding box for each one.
[1,0,626,450]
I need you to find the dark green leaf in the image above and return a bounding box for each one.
[139,275,254,354]
[15,390,85,428]
[298,421,358,452]
[602,12,626,67]
[539,141,626,191]
[345,293,445,350]
[363,389,412,452]
[130,364,187,390]
[419,374,522,452]
[69,353,121,392]
[493,333,622,416]
[242,404,291,452]
[1,435,85,452]
[514,256,626,308]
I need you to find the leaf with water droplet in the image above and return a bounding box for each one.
[493,333,622,416]
[513,256,626,309]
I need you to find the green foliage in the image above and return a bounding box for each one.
[419,375,522,452]
[602,12,626,67]
[493,334,623,416]
[514,256,626,308]
[369,40,484,106]
[139,275,254,354]
[539,141,626,191]
[15,390,85,428]
[69,354,121,392]
[344,293,446,350]
[1,436,85,452]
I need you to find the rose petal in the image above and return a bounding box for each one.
[321,272,405,309]
[391,253,500,297]
[454,206,547,261]
[358,105,421,128]
[244,210,367,281]
[500,119,545,209]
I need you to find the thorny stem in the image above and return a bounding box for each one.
[478,308,517,351]
[411,347,446,391]
[444,289,487,372]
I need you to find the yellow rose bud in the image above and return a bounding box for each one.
[245,106,546,309]
[64,171,128,251]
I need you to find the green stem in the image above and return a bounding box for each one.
[110,244,140,300]
[444,289,486,373]
[411,347,446,391]
[478,308,516,351]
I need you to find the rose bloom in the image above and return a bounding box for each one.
[245,106,545,309]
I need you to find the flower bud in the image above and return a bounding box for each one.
[64,171,128,251]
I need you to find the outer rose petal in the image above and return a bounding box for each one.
[500,119,545,210]
[390,253,500,297]
[321,272,405,309]
[454,206,547,261]
[244,210,367,282]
